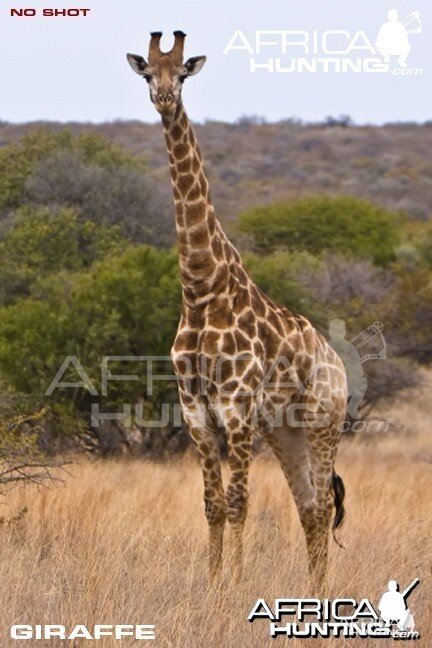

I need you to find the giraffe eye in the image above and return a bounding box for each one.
[179,74,187,83]
[144,74,152,83]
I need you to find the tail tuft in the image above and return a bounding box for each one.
[332,472,345,529]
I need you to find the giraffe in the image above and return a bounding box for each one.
[127,31,348,591]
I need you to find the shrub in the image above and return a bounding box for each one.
[237,195,401,265]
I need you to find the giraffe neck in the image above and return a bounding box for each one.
[163,103,235,307]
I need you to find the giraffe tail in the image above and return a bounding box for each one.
[332,471,346,548]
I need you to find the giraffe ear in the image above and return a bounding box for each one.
[184,56,206,77]
[126,53,148,76]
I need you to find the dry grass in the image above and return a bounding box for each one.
[0,414,431,647]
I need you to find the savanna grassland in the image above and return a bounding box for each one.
[0,396,431,648]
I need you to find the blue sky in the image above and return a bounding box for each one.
[0,0,430,123]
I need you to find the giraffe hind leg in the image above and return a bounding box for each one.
[264,423,340,594]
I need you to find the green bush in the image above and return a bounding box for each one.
[0,129,146,214]
[0,245,181,430]
[237,195,401,265]
[0,129,173,247]
[0,207,123,305]
[244,250,324,324]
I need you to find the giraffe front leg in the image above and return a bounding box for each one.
[184,410,226,583]
[176,376,227,583]
[225,415,253,583]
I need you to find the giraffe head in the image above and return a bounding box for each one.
[127,31,206,117]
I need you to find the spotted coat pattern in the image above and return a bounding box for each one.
[127,32,348,590]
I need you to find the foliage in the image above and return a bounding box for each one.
[0,409,67,494]
[237,196,401,265]
[0,130,144,213]
[0,207,123,305]
[0,129,173,247]
[243,250,324,324]
[0,244,181,451]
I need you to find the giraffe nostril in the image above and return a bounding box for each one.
[157,92,174,105]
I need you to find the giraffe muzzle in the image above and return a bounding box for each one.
[157,92,174,107]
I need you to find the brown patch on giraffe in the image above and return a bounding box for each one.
[173,330,198,351]
[220,362,234,383]
[221,332,236,355]
[200,443,210,456]
[303,326,315,353]
[254,341,263,356]
[189,377,200,396]
[211,236,224,260]
[267,327,284,357]
[234,356,251,376]
[210,310,232,330]
[189,225,210,248]
[223,241,232,260]
[177,230,187,245]
[234,286,251,310]
[173,143,189,159]
[192,155,200,173]
[251,289,266,317]
[185,200,206,224]
[237,312,257,339]
[229,455,243,470]
[208,211,216,235]
[171,124,183,141]
[201,330,220,354]
[234,330,252,353]
[199,172,208,193]
[225,418,239,431]
[223,380,239,393]
[211,263,229,294]
[182,285,197,303]
[204,458,213,470]
[185,308,204,329]
[189,251,216,275]
[176,213,185,229]
[236,446,249,461]
[267,309,285,336]
[177,173,195,195]
[187,183,201,202]
[177,157,192,173]
[243,366,261,390]
[236,266,249,285]
[189,129,196,146]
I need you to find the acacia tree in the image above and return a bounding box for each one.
[0,409,68,496]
